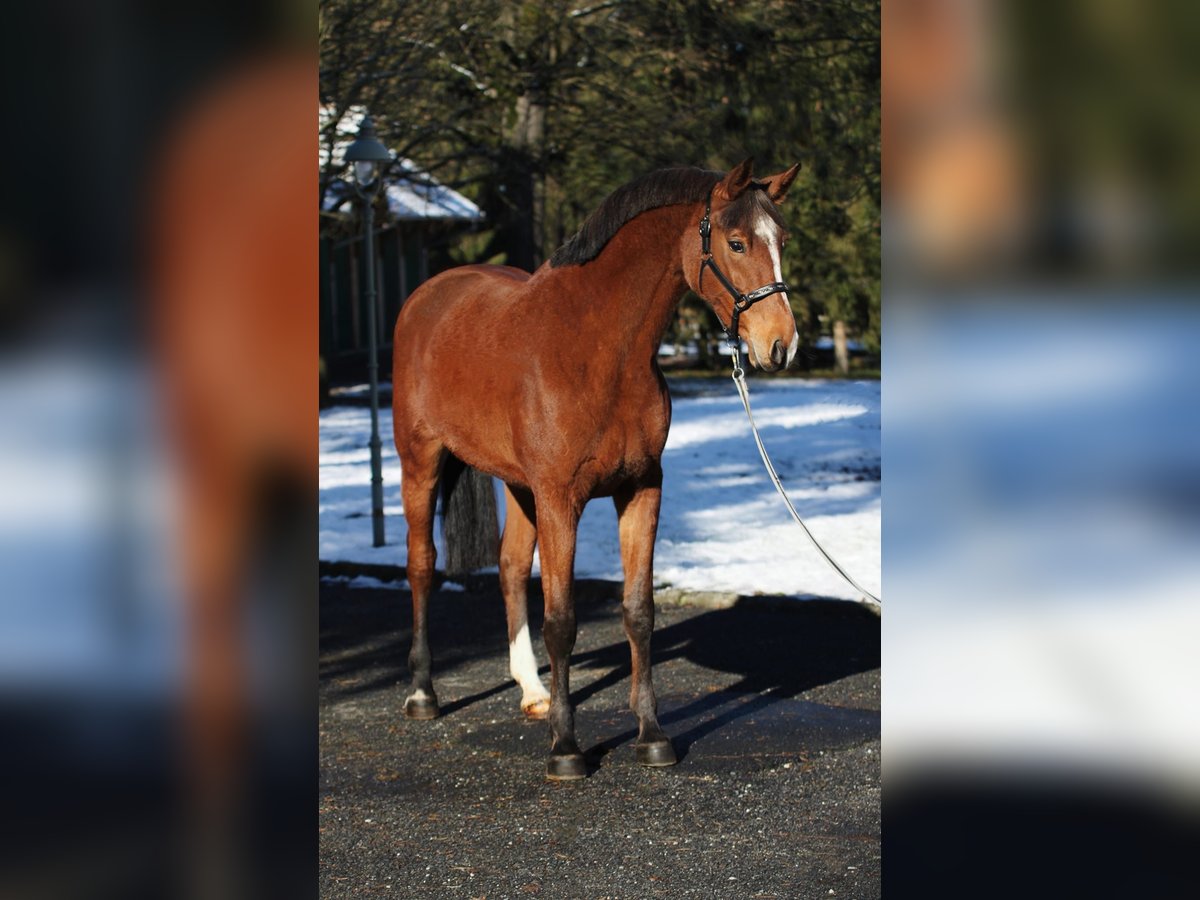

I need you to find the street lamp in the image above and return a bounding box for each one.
[345,115,391,548]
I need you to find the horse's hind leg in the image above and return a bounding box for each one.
[399,437,446,719]
[614,467,677,767]
[499,484,550,719]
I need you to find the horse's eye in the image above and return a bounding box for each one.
[728,240,745,253]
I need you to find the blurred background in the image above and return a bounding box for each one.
[0,2,314,899]
[885,0,1199,893]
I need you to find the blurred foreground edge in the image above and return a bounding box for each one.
[152,52,317,900]
[0,41,317,900]
[885,0,1200,896]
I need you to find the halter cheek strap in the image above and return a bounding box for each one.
[698,189,789,366]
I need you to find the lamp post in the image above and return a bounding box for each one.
[345,115,391,548]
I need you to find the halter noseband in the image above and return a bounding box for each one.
[698,188,789,367]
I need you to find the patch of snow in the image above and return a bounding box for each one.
[318,377,880,601]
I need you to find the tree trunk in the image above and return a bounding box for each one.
[834,319,850,374]
[500,91,545,271]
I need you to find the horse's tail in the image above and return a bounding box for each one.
[439,455,500,577]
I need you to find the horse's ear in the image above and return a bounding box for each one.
[762,162,802,204]
[715,157,755,202]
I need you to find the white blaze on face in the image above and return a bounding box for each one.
[754,208,785,286]
[754,208,799,366]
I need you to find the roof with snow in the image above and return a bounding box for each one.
[320,105,483,222]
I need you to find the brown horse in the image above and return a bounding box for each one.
[392,159,801,778]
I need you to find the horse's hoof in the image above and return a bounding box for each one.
[636,740,677,767]
[546,754,588,780]
[403,695,439,720]
[521,697,551,720]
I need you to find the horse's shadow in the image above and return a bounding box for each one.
[563,599,879,764]
[319,578,879,764]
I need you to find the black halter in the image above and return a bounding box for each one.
[697,188,790,363]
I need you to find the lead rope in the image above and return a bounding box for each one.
[730,356,881,615]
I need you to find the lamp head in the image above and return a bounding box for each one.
[344,115,390,186]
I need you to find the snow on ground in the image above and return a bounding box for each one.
[319,377,880,601]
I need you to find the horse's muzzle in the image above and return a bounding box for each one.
[770,339,787,369]
[754,338,787,372]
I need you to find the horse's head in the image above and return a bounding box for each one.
[684,158,802,372]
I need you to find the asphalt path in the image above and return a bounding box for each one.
[319,576,880,899]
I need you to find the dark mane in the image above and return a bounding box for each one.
[550,167,722,267]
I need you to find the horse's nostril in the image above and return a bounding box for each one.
[770,339,785,367]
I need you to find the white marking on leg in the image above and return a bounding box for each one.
[510,623,549,704]
[407,688,432,702]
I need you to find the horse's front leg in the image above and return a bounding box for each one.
[535,490,585,779]
[614,465,677,766]
[398,439,446,719]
